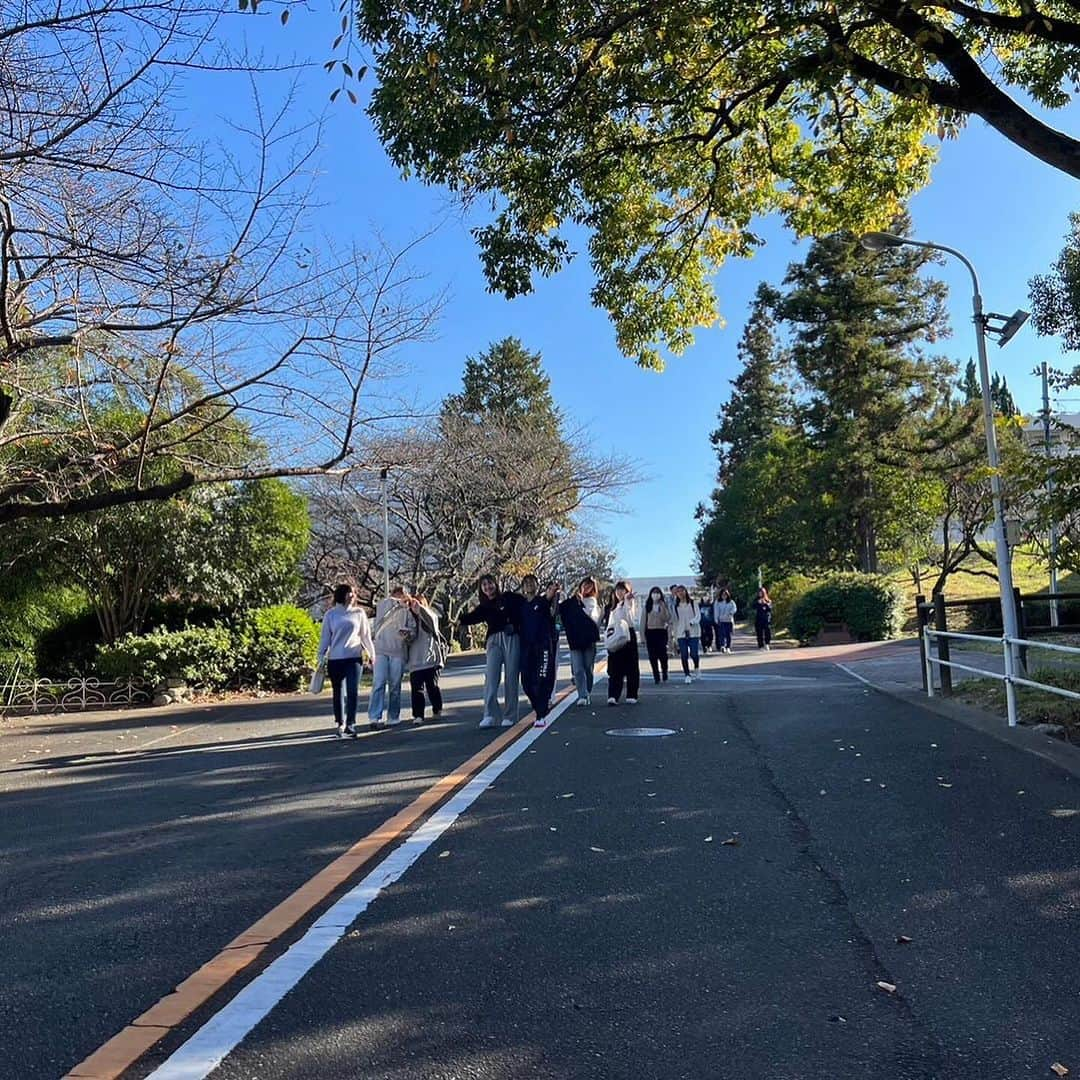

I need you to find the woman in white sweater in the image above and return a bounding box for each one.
[714,589,737,654]
[604,580,640,704]
[316,583,376,738]
[672,584,702,684]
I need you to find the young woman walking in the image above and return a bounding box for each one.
[672,584,702,683]
[754,587,774,650]
[714,589,737,654]
[315,583,376,738]
[604,581,640,705]
[519,575,560,725]
[641,586,671,685]
[559,576,603,707]
[406,595,445,724]
[459,575,524,728]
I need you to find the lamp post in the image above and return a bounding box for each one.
[379,467,390,599]
[861,232,1029,726]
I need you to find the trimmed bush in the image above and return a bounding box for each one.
[96,605,319,692]
[235,605,319,691]
[769,573,817,632]
[97,624,235,689]
[789,573,905,644]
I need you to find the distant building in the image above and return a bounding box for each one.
[1021,412,1080,456]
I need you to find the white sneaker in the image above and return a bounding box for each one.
[387,718,402,727]
[478,717,497,729]
[336,723,346,739]
[576,698,588,708]
[684,676,692,685]
[607,697,618,706]
[626,698,638,705]
[765,644,771,651]
[501,718,515,727]
[585,695,591,705]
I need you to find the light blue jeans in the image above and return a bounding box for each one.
[369,653,405,722]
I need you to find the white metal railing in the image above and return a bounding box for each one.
[0,675,151,716]
[923,626,1080,727]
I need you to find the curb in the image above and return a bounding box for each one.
[835,663,1080,782]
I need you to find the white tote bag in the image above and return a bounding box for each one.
[308,667,325,694]
[604,617,631,653]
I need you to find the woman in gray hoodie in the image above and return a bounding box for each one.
[406,595,445,723]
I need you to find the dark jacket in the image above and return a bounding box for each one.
[459,592,524,644]
[559,596,602,650]
[520,594,558,646]
[754,600,773,625]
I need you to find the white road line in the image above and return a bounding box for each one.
[144,689,581,1080]
[835,662,876,688]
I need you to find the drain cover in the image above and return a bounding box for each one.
[605,727,677,738]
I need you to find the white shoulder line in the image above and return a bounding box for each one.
[834,662,875,688]
[146,691,579,1080]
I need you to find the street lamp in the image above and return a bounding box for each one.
[860,231,1030,726]
[379,467,391,599]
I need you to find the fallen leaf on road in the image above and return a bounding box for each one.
[879,783,887,789]
[721,837,740,846]
[521,807,529,811]
[1018,790,1026,795]
[930,743,938,748]
[438,851,450,858]
[646,793,657,798]
[704,835,714,843]
[448,925,456,931]
[589,846,606,853]
[939,783,953,789]
[819,789,827,795]
[558,792,575,799]
[877,981,897,994]
[896,935,913,944]
[1050,809,1080,818]
[864,778,872,783]
[827,1015,847,1023]
[1051,1064,1069,1078]
[549,826,558,832]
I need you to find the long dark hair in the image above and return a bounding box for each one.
[478,574,500,602]
[674,584,695,614]
[757,586,771,604]
[645,587,664,614]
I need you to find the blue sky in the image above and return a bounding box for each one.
[196,9,1080,579]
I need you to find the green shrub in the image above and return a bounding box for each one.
[235,605,319,690]
[98,625,235,689]
[769,573,817,631]
[789,573,905,644]
[0,581,94,678]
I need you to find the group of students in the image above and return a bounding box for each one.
[314,575,777,735]
[315,582,447,737]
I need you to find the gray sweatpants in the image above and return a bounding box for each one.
[484,630,521,723]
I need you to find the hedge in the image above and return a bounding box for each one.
[97,605,318,692]
[788,574,905,644]
[768,574,817,632]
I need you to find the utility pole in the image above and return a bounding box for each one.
[380,467,390,599]
[1042,362,1060,627]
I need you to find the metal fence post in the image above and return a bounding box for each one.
[924,626,936,696]
[933,593,953,696]
[1002,635,1019,727]
[916,594,928,691]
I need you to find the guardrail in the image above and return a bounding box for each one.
[923,627,1080,728]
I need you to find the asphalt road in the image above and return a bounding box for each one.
[5,641,1080,1079]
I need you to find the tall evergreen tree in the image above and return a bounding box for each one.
[990,373,1019,418]
[959,359,981,404]
[709,284,793,483]
[775,225,961,573]
[443,337,559,433]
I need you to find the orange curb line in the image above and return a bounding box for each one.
[62,680,583,1080]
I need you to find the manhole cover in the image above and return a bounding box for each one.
[605,727,677,738]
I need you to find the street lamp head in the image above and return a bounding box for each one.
[859,231,906,252]
[996,309,1030,348]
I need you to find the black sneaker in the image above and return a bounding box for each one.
[345,724,358,738]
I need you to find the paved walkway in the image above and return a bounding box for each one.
[6,634,1080,1079]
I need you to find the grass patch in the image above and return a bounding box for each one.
[955,665,1080,738]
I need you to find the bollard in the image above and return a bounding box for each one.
[916,594,928,691]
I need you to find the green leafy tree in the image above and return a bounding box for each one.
[353,0,1080,365]
[775,228,963,573]
[709,285,792,483]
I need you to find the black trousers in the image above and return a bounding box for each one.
[644,628,669,684]
[521,635,557,719]
[607,631,641,701]
[410,667,443,719]
[756,621,772,647]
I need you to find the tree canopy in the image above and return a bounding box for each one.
[355,0,1080,366]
